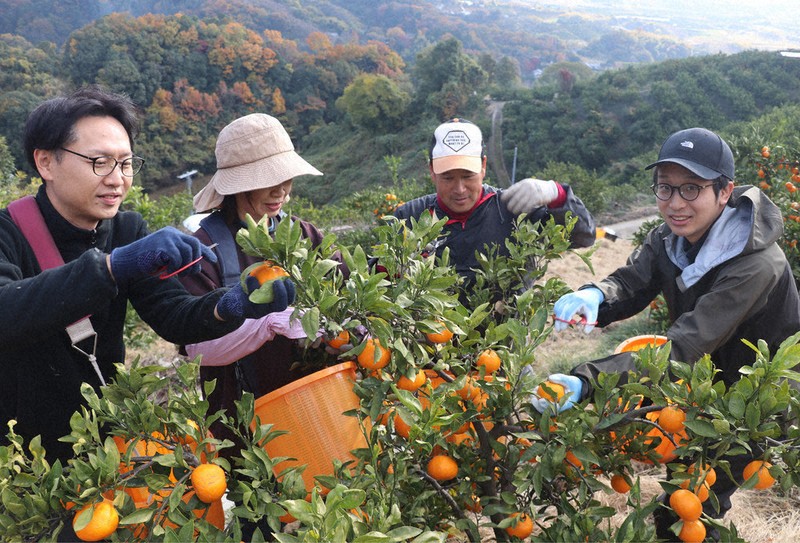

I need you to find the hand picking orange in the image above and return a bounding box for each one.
[537,381,565,402]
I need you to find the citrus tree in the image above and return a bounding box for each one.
[236,210,800,542]
[4,203,800,542]
[735,137,800,285]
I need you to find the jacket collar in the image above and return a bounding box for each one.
[35,185,110,259]
[664,186,775,291]
[436,188,496,227]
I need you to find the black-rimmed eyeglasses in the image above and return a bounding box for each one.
[60,147,145,177]
[652,183,714,202]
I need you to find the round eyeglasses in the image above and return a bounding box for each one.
[60,147,145,177]
[652,183,714,202]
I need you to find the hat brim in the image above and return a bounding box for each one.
[432,155,483,174]
[644,158,720,180]
[193,150,322,212]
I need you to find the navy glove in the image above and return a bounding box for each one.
[529,373,584,414]
[216,275,296,321]
[553,287,604,333]
[110,227,217,283]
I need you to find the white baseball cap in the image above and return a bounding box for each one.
[430,118,484,174]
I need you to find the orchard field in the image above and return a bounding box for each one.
[2,136,800,542]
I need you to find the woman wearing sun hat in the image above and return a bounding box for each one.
[179,113,343,457]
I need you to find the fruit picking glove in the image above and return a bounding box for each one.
[501,178,560,215]
[110,226,217,283]
[553,287,604,333]
[529,373,584,414]
[216,276,296,321]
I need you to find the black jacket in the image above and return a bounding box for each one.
[393,184,596,285]
[0,186,241,462]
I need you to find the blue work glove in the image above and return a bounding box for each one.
[501,178,560,214]
[216,275,296,321]
[529,374,584,414]
[110,226,217,283]
[553,287,604,333]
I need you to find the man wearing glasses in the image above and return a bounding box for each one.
[0,86,294,467]
[529,127,800,539]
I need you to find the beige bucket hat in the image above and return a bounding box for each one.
[193,113,322,212]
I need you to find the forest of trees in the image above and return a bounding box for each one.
[1,3,800,213]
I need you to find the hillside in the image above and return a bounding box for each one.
[2,2,800,216]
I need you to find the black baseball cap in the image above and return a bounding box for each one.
[645,127,735,180]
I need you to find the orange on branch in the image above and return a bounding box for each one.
[658,405,686,434]
[565,450,583,471]
[426,454,459,481]
[190,463,227,503]
[357,338,390,370]
[678,519,707,543]
[476,349,501,373]
[73,499,119,542]
[610,474,631,493]
[393,412,411,439]
[743,460,775,490]
[426,321,454,344]
[396,369,427,392]
[669,489,702,521]
[687,463,717,487]
[456,376,480,401]
[638,411,686,464]
[505,512,533,539]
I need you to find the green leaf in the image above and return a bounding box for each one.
[120,507,155,525]
[683,419,719,437]
[745,401,762,431]
[727,391,747,419]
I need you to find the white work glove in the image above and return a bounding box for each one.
[553,287,604,333]
[501,178,559,215]
[529,374,584,414]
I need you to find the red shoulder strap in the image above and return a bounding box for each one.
[7,195,65,270]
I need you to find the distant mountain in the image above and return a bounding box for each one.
[527,0,798,54]
[2,0,796,84]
